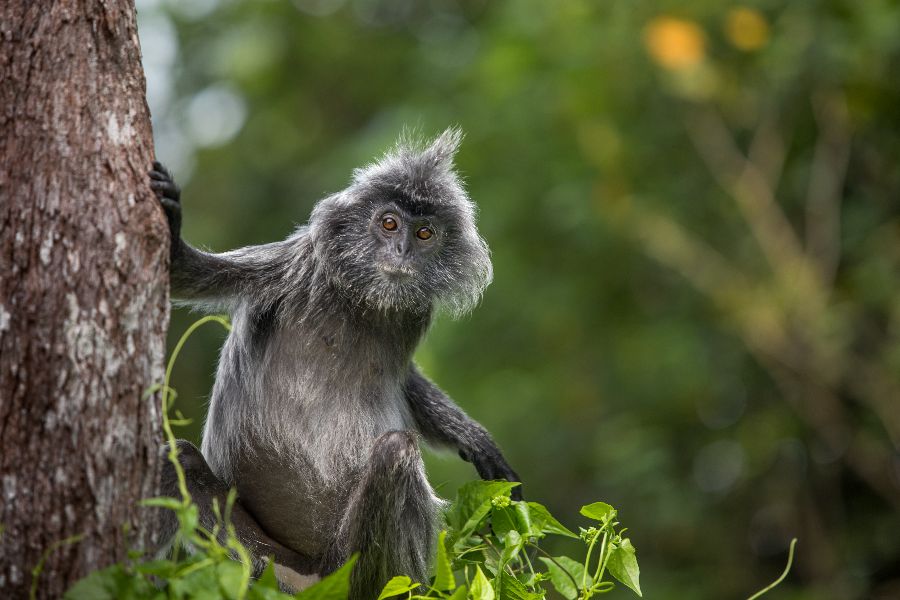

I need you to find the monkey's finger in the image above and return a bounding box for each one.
[149,169,172,181]
[151,161,171,176]
[156,199,182,221]
[158,197,181,213]
[150,180,181,200]
[149,178,178,191]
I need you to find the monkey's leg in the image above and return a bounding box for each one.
[157,440,319,587]
[322,431,438,600]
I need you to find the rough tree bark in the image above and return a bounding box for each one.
[0,1,168,597]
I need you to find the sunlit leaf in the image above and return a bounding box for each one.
[217,560,245,600]
[491,506,520,541]
[450,481,520,534]
[248,560,291,599]
[524,502,578,538]
[433,531,456,591]
[296,554,357,600]
[579,502,615,523]
[470,566,495,600]
[496,571,543,600]
[377,575,419,599]
[448,585,468,600]
[606,539,642,597]
[64,564,154,599]
[537,557,586,600]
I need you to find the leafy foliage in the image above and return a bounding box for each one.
[391,481,642,600]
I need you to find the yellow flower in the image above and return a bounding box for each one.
[725,7,770,51]
[643,17,707,70]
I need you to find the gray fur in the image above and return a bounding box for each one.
[151,130,519,598]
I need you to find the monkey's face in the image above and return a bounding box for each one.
[310,190,492,317]
[309,129,493,316]
[369,202,440,280]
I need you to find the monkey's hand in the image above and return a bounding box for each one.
[149,161,182,257]
[461,443,523,501]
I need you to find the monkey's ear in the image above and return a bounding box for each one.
[423,127,463,170]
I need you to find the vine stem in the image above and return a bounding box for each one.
[590,531,609,590]
[527,543,580,592]
[161,315,232,506]
[521,542,538,584]
[29,534,85,600]
[582,532,600,591]
[746,538,798,600]
[156,316,241,591]
[584,531,609,598]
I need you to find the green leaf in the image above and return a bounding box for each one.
[498,531,523,566]
[248,560,295,600]
[448,585,468,600]
[511,503,534,536]
[449,481,520,535]
[255,560,281,591]
[553,557,587,584]
[460,509,494,547]
[178,504,200,534]
[217,560,246,600]
[377,576,419,599]
[250,585,295,600]
[482,555,500,578]
[524,503,578,538]
[537,557,586,600]
[135,559,178,578]
[433,531,456,591]
[469,566,495,600]
[171,563,221,600]
[606,539,641,597]
[579,503,615,523]
[452,542,489,569]
[491,506,519,541]
[64,564,153,600]
[496,572,543,600]
[296,554,358,600]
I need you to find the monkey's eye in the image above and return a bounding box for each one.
[382,216,398,231]
[416,226,434,241]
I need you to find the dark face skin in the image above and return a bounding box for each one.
[369,203,441,280]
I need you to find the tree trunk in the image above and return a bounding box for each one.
[0,1,168,597]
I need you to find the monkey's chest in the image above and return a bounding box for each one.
[261,332,414,462]
[226,322,416,555]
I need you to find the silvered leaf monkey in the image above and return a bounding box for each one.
[150,130,520,597]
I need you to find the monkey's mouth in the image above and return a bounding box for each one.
[378,262,417,277]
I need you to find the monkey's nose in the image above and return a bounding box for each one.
[394,238,410,257]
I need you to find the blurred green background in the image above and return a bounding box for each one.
[137,0,900,598]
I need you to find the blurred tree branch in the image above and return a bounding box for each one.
[625,95,900,511]
[805,91,850,287]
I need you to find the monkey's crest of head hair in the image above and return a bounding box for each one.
[309,128,492,318]
[350,127,466,205]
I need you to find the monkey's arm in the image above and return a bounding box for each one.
[150,162,283,308]
[404,366,522,498]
